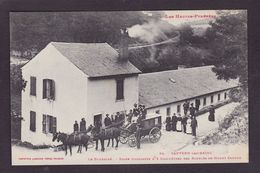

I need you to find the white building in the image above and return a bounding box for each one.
[21,42,140,145]
[21,41,238,145]
[139,66,238,121]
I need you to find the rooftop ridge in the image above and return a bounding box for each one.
[140,65,214,76]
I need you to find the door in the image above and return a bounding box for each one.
[94,114,102,127]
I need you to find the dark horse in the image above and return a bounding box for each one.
[52,132,90,156]
[91,126,121,152]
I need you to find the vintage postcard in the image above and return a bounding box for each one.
[10,10,248,165]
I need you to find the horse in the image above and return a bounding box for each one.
[91,126,121,152]
[52,131,90,156]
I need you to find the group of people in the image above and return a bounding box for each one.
[73,118,87,133]
[165,113,198,137]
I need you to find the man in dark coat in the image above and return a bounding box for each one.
[208,105,215,122]
[189,103,196,118]
[115,112,120,123]
[136,124,142,149]
[183,100,189,115]
[191,117,198,137]
[80,118,86,132]
[182,115,188,133]
[104,114,112,127]
[133,103,139,117]
[195,98,201,112]
[171,113,178,131]
[165,115,172,131]
[73,121,79,133]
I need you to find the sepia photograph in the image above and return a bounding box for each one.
[10,10,248,165]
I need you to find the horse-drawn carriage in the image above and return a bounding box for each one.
[119,115,162,147]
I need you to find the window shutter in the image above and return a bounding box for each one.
[51,80,55,100]
[42,114,46,133]
[116,78,124,100]
[43,79,47,99]
[30,77,36,96]
[30,111,36,132]
[52,117,57,133]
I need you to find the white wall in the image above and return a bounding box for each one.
[21,44,88,145]
[146,90,231,122]
[86,75,139,126]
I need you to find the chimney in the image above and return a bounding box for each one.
[118,27,129,61]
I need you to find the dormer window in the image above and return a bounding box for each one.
[43,79,55,100]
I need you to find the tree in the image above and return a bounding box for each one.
[10,64,26,94]
[205,11,247,90]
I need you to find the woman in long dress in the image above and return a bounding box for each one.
[186,116,192,134]
[176,113,182,132]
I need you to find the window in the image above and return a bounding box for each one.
[166,107,171,116]
[42,114,57,134]
[30,76,36,96]
[30,111,36,132]
[203,97,207,106]
[116,78,124,100]
[218,93,221,101]
[224,92,227,99]
[177,105,181,113]
[43,79,55,100]
[211,95,214,103]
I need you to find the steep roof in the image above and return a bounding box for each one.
[139,66,239,108]
[51,42,141,77]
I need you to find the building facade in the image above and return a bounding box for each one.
[21,42,238,145]
[21,42,140,145]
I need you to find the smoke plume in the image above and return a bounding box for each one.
[127,20,176,43]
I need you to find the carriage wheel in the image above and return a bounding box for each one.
[119,131,129,144]
[128,134,137,147]
[149,127,161,143]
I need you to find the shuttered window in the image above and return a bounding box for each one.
[116,78,124,100]
[42,114,57,134]
[224,92,227,99]
[30,111,36,132]
[218,93,221,101]
[211,95,214,103]
[177,105,181,113]
[30,76,36,96]
[203,97,207,106]
[166,107,171,116]
[43,79,55,100]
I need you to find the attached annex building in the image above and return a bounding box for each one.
[21,42,238,145]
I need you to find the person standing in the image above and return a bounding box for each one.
[80,118,86,132]
[115,112,120,123]
[191,116,198,137]
[133,103,139,117]
[183,100,189,115]
[182,115,188,133]
[176,113,182,132]
[195,98,201,112]
[189,103,196,118]
[127,109,133,123]
[136,124,142,149]
[165,115,172,131]
[208,105,215,122]
[73,121,79,133]
[104,114,112,127]
[171,113,178,131]
[186,116,192,134]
